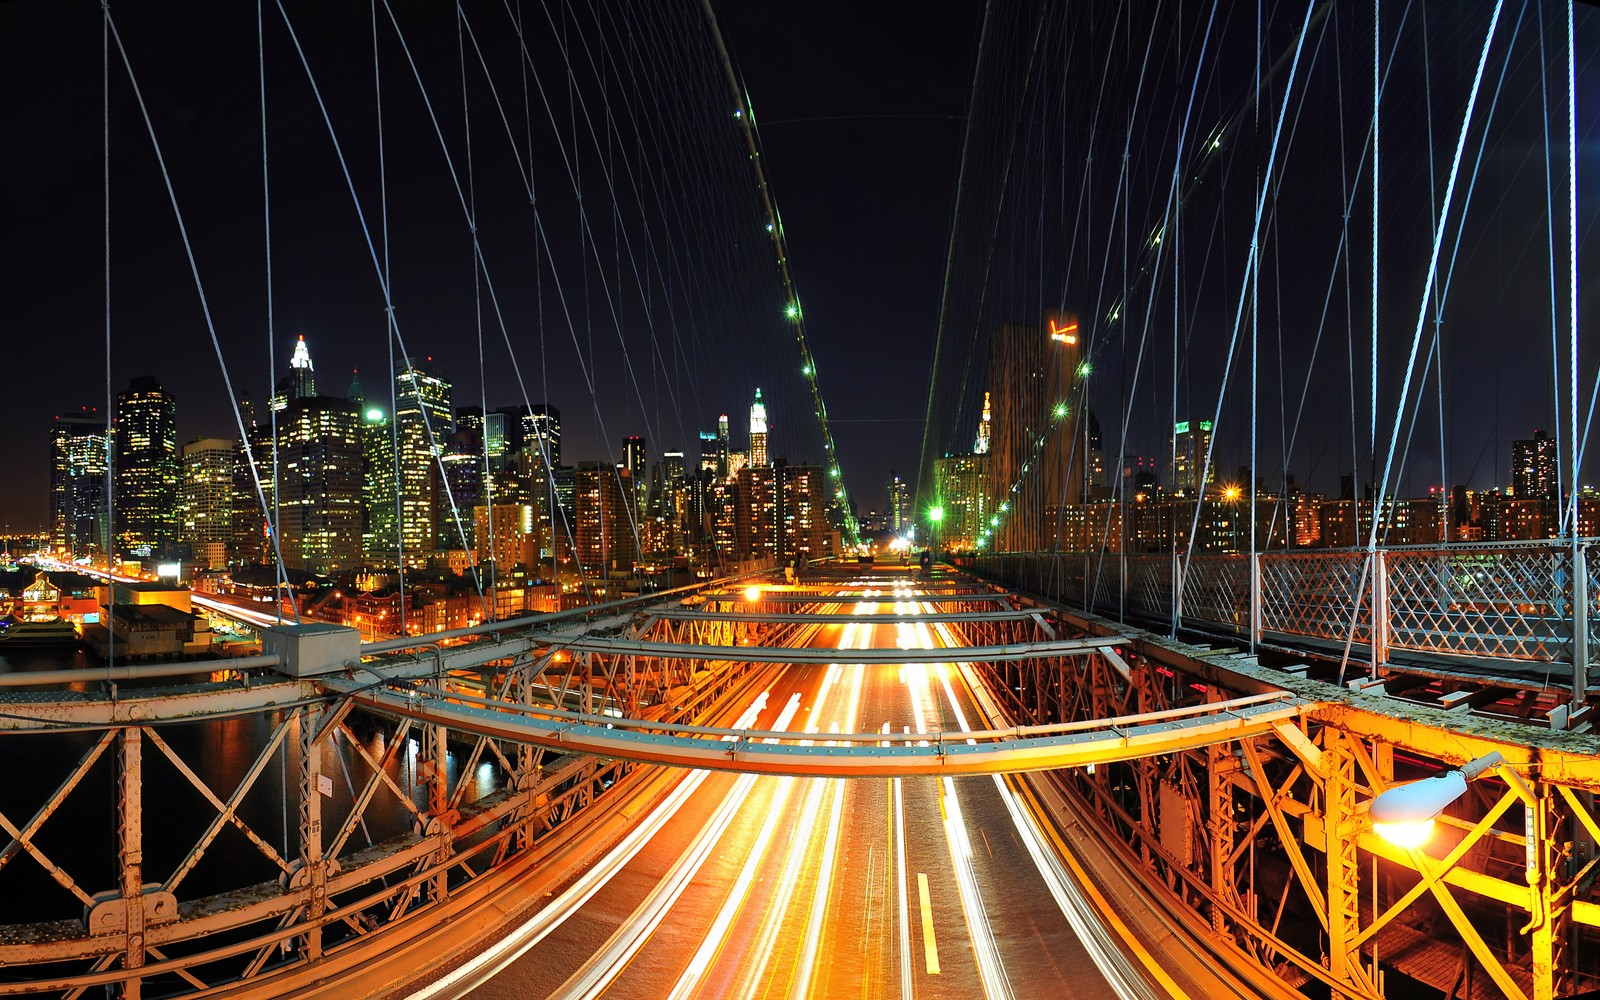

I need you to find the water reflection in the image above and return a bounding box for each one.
[0,669,507,925]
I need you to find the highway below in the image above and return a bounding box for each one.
[461,582,1157,1000]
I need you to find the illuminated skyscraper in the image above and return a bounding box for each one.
[935,453,988,551]
[777,463,828,561]
[986,316,1081,551]
[1169,419,1215,497]
[394,359,452,565]
[574,463,637,576]
[623,435,647,514]
[748,389,769,468]
[276,395,364,573]
[528,405,561,469]
[974,392,992,455]
[1512,430,1559,503]
[735,465,778,560]
[361,405,398,564]
[114,376,180,555]
[474,503,538,569]
[888,471,911,533]
[270,335,317,412]
[699,431,719,474]
[717,414,731,481]
[50,408,109,557]
[181,438,234,569]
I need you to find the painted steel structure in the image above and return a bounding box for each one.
[4,565,1600,997]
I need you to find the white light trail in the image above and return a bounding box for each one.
[407,690,775,1000]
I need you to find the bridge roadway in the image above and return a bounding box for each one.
[450,585,1174,1000]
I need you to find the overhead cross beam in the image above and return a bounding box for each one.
[325,678,1309,778]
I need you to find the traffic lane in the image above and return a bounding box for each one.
[591,614,872,998]
[470,621,844,999]
[811,611,1119,999]
[808,616,989,1000]
[923,614,1135,999]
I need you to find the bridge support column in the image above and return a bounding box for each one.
[1529,785,1570,1000]
[1573,541,1589,712]
[516,661,538,852]
[1322,731,1376,995]
[424,723,451,903]
[297,704,326,962]
[1207,738,1239,936]
[1369,551,1388,676]
[1249,553,1263,651]
[117,727,145,999]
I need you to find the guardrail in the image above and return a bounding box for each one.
[969,539,1596,699]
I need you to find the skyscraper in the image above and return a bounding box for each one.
[777,463,829,561]
[276,395,364,573]
[114,376,179,555]
[394,359,452,565]
[1084,409,1107,501]
[574,463,637,576]
[50,408,109,557]
[270,335,317,412]
[974,391,992,455]
[748,388,769,468]
[531,405,561,466]
[735,464,778,560]
[1511,430,1558,502]
[935,453,988,551]
[361,404,398,564]
[1169,419,1215,497]
[181,438,234,569]
[623,435,647,514]
[716,414,731,480]
[887,471,911,533]
[699,431,719,475]
[986,316,1081,551]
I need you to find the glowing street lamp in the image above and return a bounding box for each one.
[1370,751,1534,848]
[743,585,762,603]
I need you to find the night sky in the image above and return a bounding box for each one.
[2,1,1598,535]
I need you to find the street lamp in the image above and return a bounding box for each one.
[1370,751,1534,848]
[927,505,944,557]
[742,584,762,603]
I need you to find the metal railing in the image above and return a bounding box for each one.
[971,539,1595,696]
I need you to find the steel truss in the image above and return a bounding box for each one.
[0,600,791,997]
[958,598,1600,999]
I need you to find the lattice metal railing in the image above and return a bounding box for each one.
[972,539,1598,679]
[1180,554,1250,632]
[1384,546,1570,662]
[1257,550,1372,647]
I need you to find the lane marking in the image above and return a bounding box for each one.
[917,872,941,975]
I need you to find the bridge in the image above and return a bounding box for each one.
[2,2,1599,999]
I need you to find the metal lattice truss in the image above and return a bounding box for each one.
[959,600,1600,1000]
[0,599,807,998]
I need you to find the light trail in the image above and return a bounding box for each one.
[789,661,864,999]
[550,695,803,1000]
[406,691,775,1000]
[901,605,1013,999]
[925,606,1166,1000]
[732,618,869,999]
[893,772,912,999]
[664,600,864,1000]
